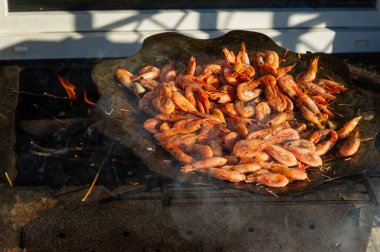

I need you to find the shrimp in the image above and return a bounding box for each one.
[260,163,308,180]
[300,106,324,129]
[143,118,161,134]
[181,157,227,172]
[265,145,298,166]
[187,56,196,76]
[196,121,223,143]
[158,139,195,164]
[284,139,316,151]
[266,112,289,127]
[235,122,249,138]
[255,102,271,122]
[277,74,298,98]
[336,116,362,139]
[236,42,250,65]
[236,80,261,102]
[134,66,161,81]
[209,139,223,157]
[153,84,176,114]
[138,90,157,115]
[208,168,246,183]
[172,91,198,113]
[283,143,322,167]
[293,86,320,114]
[160,60,175,82]
[234,100,255,118]
[222,48,236,64]
[339,131,361,156]
[315,130,338,155]
[226,163,262,174]
[159,122,171,131]
[308,129,333,143]
[232,139,271,160]
[315,79,347,93]
[224,132,240,152]
[167,134,198,148]
[116,68,134,89]
[184,144,213,160]
[155,113,187,122]
[296,57,318,82]
[263,76,288,112]
[198,88,211,114]
[271,128,300,143]
[184,86,197,107]
[246,173,289,188]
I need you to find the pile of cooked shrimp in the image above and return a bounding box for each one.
[115,42,362,188]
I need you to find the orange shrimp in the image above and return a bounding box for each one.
[138,90,158,115]
[315,130,338,155]
[159,122,171,131]
[300,106,323,129]
[135,66,161,81]
[222,48,236,64]
[232,139,271,160]
[143,118,161,134]
[198,88,211,114]
[184,144,214,160]
[266,112,289,127]
[236,80,261,102]
[263,76,288,112]
[208,168,246,183]
[255,101,271,122]
[225,163,262,174]
[296,57,318,82]
[158,138,195,164]
[234,100,255,118]
[224,132,240,152]
[260,163,308,180]
[283,143,322,167]
[160,60,175,82]
[172,91,198,113]
[153,85,175,114]
[184,86,197,107]
[264,144,298,166]
[246,173,289,188]
[284,139,316,151]
[187,56,196,76]
[336,116,362,139]
[181,157,227,172]
[209,139,223,157]
[315,79,347,93]
[339,131,361,156]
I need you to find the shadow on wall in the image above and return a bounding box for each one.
[0,9,346,60]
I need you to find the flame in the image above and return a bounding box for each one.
[83,89,95,106]
[57,75,77,101]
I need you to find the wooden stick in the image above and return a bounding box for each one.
[4,172,13,187]
[81,171,100,202]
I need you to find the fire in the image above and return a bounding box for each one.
[57,75,77,101]
[83,89,95,106]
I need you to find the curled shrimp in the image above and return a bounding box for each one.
[339,131,361,156]
[224,132,240,152]
[336,116,362,139]
[236,80,261,102]
[277,74,298,98]
[246,173,289,188]
[184,86,197,107]
[235,100,255,118]
[255,101,271,122]
[184,144,213,160]
[266,112,289,127]
[181,157,227,172]
[265,144,298,166]
[207,168,246,183]
[296,57,318,82]
[172,91,198,113]
[135,66,161,81]
[224,163,262,174]
[315,129,338,155]
[262,75,288,112]
[160,60,175,82]
[209,139,223,157]
[283,142,322,167]
[232,139,271,161]
[260,163,308,180]
[153,84,176,114]
[143,118,161,134]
